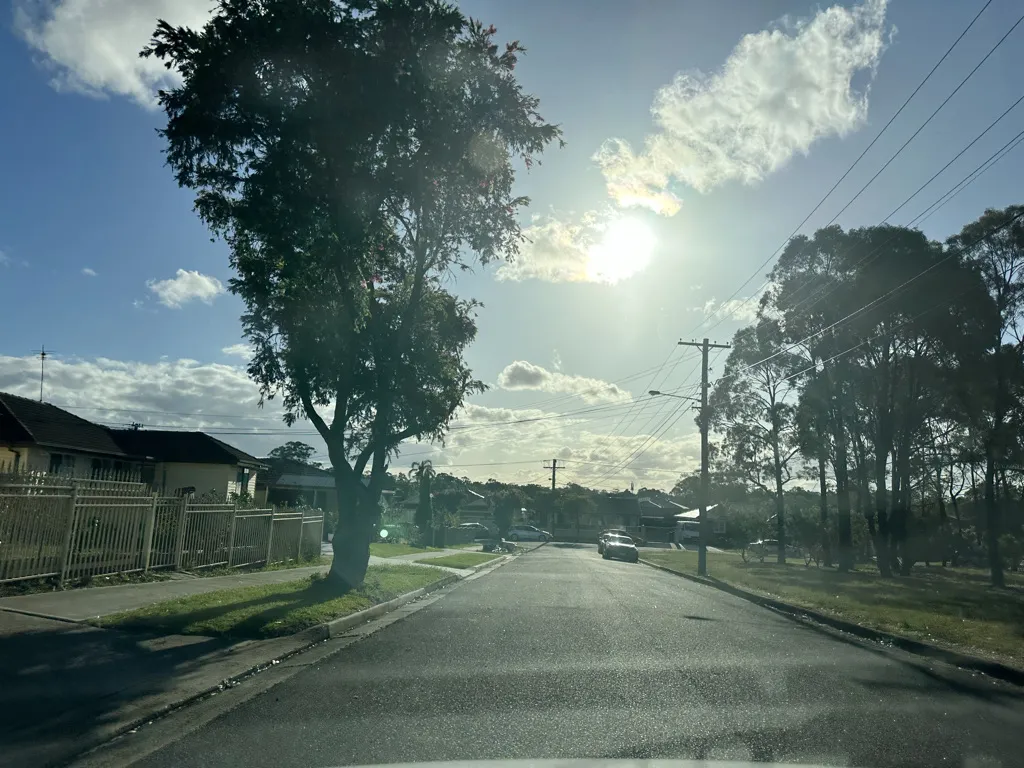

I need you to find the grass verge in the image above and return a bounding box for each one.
[643,550,1024,668]
[91,564,448,640]
[369,542,440,558]
[414,552,499,569]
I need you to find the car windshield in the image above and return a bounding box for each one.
[6,2,1023,767]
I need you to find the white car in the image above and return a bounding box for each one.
[506,524,552,542]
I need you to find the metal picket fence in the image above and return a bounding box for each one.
[0,469,325,584]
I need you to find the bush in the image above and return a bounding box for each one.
[999,533,1023,572]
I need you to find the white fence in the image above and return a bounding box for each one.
[0,470,324,584]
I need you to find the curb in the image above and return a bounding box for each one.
[639,558,1024,688]
[322,572,462,638]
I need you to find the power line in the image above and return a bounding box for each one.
[695,0,1002,333]
[787,121,1024,321]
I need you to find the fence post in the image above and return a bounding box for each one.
[316,513,325,558]
[227,501,238,567]
[173,497,188,570]
[295,510,304,562]
[265,507,276,565]
[142,494,157,572]
[58,481,80,585]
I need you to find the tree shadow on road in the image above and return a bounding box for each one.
[0,613,238,768]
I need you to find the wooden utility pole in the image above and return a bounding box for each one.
[543,459,560,533]
[678,337,730,576]
[543,458,560,490]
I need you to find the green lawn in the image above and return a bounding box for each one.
[92,564,448,640]
[643,550,1024,667]
[414,552,500,569]
[369,542,439,558]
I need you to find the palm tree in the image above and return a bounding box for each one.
[409,461,436,544]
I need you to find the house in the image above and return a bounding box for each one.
[254,457,337,514]
[110,429,264,498]
[0,391,142,477]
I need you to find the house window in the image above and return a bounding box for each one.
[49,453,75,475]
[236,468,250,492]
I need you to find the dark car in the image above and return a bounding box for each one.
[601,533,639,563]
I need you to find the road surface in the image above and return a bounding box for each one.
[129,543,1024,767]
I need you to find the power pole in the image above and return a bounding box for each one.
[543,459,560,533]
[678,337,730,576]
[31,345,55,402]
[543,458,560,490]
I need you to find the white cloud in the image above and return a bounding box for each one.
[0,353,310,459]
[0,250,8,266]
[14,0,213,109]
[81,267,97,277]
[147,269,225,308]
[221,343,253,360]
[702,296,760,325]
[497,361,631,404]
[595,0,889,214]
[498,211,656,284]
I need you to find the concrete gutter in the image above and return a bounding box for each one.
[640,557,1024,688]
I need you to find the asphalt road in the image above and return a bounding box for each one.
[132,543,1024,768]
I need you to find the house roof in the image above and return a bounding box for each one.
[110,430,264,469]
[0,392,131,458]
[256,457,335,489]
[674,504,719,520]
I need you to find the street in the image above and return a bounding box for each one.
[125,544,1023,768]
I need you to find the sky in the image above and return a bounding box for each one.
[1,0,1023,490]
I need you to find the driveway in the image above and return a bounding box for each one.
[128,542,1024,767]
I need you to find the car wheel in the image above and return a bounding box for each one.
[509,533,519,542]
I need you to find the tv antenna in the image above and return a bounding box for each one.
[30,345,56,402]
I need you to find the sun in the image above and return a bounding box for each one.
[585,216,656,284]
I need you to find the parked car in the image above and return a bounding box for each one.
[601,533,639,563]
[507,524,552,542]
[598,528,642,553]
[456,522,493,535]
[743,539,802,562]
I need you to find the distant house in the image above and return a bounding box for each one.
[254,457,337,514]
[110,429,264,498]
[0,392,142,477]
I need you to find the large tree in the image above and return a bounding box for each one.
[947,205,1024,586]
[710,318,802,564]
[268,441,321,467]
[145,0,560,589]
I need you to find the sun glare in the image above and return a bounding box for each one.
[585,217,656,284]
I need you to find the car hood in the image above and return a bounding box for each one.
[344,760,825,768]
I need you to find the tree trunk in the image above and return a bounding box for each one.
[326,477,377,591]
[817,438,833,568]
[771,415,786,565]
[832,398,854,572]
[985,446,1005,587]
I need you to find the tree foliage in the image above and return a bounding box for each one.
[268,441,321,467]
[712,208,1024,584]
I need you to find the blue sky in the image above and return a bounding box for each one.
[2,0,1023,488]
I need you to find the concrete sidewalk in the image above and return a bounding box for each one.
[0,556,464,622]
[0,565,332,622]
